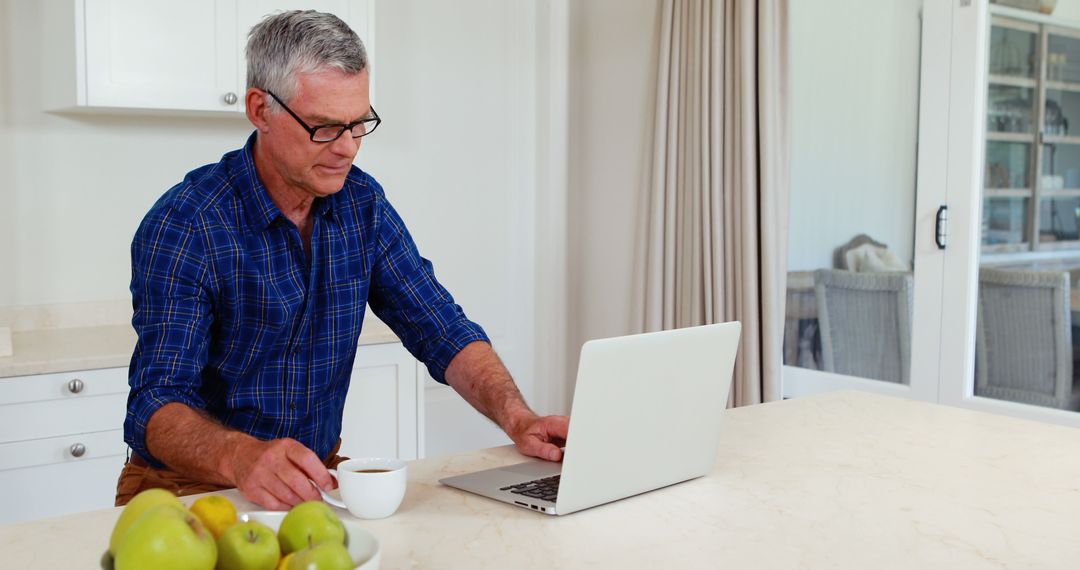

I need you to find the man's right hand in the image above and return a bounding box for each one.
[226,437,335,510]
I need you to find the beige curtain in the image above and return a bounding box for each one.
[638,0,789,406]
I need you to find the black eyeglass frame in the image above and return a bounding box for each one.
[265,90,381,143]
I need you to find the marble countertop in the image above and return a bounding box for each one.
[4,390,1080,568]
[0,318,399,379]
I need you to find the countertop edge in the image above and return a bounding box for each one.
[0,322,401,379]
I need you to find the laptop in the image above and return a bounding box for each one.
[440,321,742,516]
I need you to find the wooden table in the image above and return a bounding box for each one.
[4,391,1080,568]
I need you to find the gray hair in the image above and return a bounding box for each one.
[246,10,368,107]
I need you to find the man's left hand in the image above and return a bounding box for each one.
[510,414,570,462]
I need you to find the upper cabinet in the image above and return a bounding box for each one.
[62,0,373,113]
[983,15,1080,254]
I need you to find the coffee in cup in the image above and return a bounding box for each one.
[318,458,407,519]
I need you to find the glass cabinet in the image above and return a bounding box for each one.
[984,17,1080,252]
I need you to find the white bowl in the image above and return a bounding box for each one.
[239,511,380,569]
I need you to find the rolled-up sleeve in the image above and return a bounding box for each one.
[124,206,213,468]
[368,196,489,384]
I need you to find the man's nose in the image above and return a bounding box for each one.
[330,131,361,157]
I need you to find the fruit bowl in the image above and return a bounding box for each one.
[240,511,381,569]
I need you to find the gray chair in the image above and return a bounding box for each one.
[975,268,1080,411]
[784,271,819,369]
[814,269,913,384]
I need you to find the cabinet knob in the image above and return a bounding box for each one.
[69,443,86,458]
[67,378,84,394]
[223,92,238,105]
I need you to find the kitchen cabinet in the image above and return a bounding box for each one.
[56,0,373,113]
[0,367,129,525]
[340,342,422,461]
[0,341,417,524]
[983,15,1080,253]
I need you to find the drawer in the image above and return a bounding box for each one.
[0,393,128,444]
[0,367,128,405]
[0,429,127,471]
[0,451,128,525]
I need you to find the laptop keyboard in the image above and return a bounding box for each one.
[500,475,560,502]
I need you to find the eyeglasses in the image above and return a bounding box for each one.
[265,90,381,143]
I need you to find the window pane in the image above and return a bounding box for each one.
[989,25,1037,79]
[1044,89,1079,138]
[1040,196,1080,242]
[986,141,1032,189]
[977,21,1080,415]
[982,197,1030,247]
[988,85,1036,134]
[785,0,919,385]
[1047,32,1080,83]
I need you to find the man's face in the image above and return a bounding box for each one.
[255,68,371,198]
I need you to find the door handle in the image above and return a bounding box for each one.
[935,205,948,250]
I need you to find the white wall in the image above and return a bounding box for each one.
[364,0,542,450]
[787,0,922,271]
[1,1,251,306]
[1048,0,1080,21]
[566,0,659,399]
[0,0,14,307]
[0,0,550,449]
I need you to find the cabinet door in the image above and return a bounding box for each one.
[424,374,511,459]
[339,343,420,460]
[0,446,127,525]
[0,367,129,443]
[82,0,240,111]
[234,0,374,107]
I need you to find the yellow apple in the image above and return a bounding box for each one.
[114,504,216,570]
[108,488,184,555]
[190,495,238,539]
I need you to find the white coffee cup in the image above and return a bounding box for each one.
[318,457,407,519]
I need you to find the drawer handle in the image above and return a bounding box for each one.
[67,378,84,394]
[69,443,86,458]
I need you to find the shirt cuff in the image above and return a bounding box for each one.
[124,386,205,470]
[423,321,491,384]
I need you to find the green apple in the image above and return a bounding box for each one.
[287,541,354,570]
[114,504,217,570]
[217,521,281,570]
[278,501,346,555]
[108,488,185,555]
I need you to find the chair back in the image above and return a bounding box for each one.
[814,269,913,384]
[976,268,1073,409]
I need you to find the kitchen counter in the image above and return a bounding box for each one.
[0,318,399,378]
[4,390,1080,568]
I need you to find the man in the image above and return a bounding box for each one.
[116,10,568,510]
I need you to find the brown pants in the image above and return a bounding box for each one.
[115,440,349,506]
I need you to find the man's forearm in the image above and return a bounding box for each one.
[445,341,537,436]
[144,402,254,485]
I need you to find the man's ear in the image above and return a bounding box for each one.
[245,88,270,132]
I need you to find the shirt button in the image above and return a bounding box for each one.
[289,402,298,411]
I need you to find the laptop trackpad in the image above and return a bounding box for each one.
[501,461,562,478]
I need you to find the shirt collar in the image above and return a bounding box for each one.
[235,131,340,231]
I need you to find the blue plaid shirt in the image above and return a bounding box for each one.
[125,132,489,468]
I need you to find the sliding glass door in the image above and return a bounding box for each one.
[938,3,1080,428]
[783,0,949,403]
[785,0,1080,430]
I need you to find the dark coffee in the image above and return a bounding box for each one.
[354,468,392,473]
